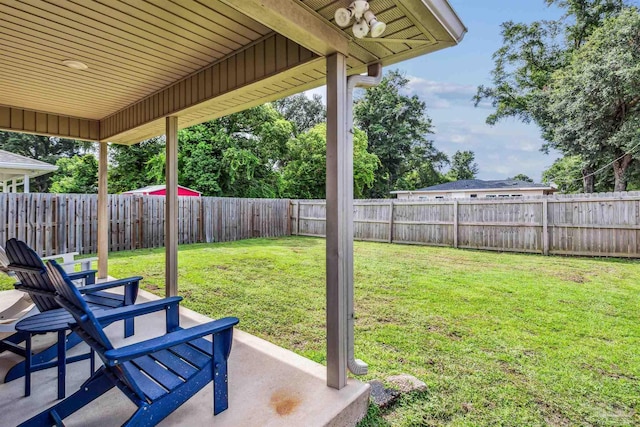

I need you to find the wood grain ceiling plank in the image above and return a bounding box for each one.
[128,0,248,50]
[0,43,164,94]
[0,16,194,78]
[88,0,234,56]
[0,84,131,113]
[0,52,150,98]
[0,71,137,107]
[188,0,272,36]
[0,31,174,88]
[8,1,208,69]
[0,7,197,76]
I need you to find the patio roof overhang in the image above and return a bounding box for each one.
[0,0,466,395]
[0,0,465,145]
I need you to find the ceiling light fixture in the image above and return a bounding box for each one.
[62,60,88,70]
[334,1,386,39]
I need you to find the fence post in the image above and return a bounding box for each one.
[296,200,301,236]
[388,200,394,243]
[453,200,459,248]
[542,199,549,255]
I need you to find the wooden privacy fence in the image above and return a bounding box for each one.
[0,193,290,256]
[291,192,640,258]
[1,192,638,258]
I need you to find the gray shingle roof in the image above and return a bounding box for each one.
[0,150,57,170]
[413,179,552,192]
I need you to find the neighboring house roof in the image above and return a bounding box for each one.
[123,184,201,196]
[392,179,556,194]
[0,149,58,182]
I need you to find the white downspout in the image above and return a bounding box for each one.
[346,63,382,375]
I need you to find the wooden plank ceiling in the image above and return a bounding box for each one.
[0,0,465,145]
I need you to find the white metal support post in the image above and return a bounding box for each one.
[23,175,29,193]
[325,52,349,390]
[97,142,108,278]
[165,116,179,297]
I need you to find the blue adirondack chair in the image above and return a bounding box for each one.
[0,238,141,384]
[21,260,239,426]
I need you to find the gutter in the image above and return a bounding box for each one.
[421,0,467,43]
[345,62,383,376]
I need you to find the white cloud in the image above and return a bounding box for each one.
[302,79,560,181]
[404,76,491,110]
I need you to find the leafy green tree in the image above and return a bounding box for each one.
[508,174,534,182]
[108,137,165,193]
[355,70,444,197]
[0,131,91,192]
[280,124,379,199]
[446,150,479,181]
[474,0,628,191]
[272,93,325,135]
[179,105,292,197]
[541,155,616,193]
[536,8,640,192]
[49,154,98,193]
[475,0,626,124]
[393,144,448,191]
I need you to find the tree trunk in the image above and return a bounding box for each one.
[612,153,633,192]
[582,166,595,193]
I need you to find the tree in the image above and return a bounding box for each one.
[446,150,479,181]
[475,0,626,124]
[0,132,91,192]
[536,8,640,191]
[49,154,98,193]
[355,70,444,197]
[541,155,618,193]
[474,0,628,191]
[508,174,534,182]
[108,137,165,193]
[272,93,326,135]
[279,124,379,199]
[179,105,292,197]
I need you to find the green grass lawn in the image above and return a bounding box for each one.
[2,237,638,426]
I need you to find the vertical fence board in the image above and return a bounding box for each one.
[0,193,638,258]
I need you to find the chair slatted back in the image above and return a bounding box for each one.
[0,245,10,272]
[5,238,58,312]
[47,261,148,402]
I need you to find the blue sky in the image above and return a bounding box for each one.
[399,0,563,181]
[308,1,565,181]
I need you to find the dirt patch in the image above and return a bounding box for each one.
[145,284,160,291]
[270,389,302,416]
[536,400,571,426]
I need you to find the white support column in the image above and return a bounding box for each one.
[2,181,8,193]
[23,175,29,193]
[97,142,109,279]
[165,116,179,297]
[11,180,17,193]
[325,52,349,390]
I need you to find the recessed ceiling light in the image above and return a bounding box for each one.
[62,60,88,70]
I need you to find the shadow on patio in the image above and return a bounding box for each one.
[0,288,369,427]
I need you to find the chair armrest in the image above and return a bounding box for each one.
[79,276,143,294]
[59,257,98,267]
[94,296,183,324]
[103,317,239,364]
[67,270,97,285]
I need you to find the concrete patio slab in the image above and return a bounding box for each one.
[0,289,370,427]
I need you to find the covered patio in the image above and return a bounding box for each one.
[0,0,465,425]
